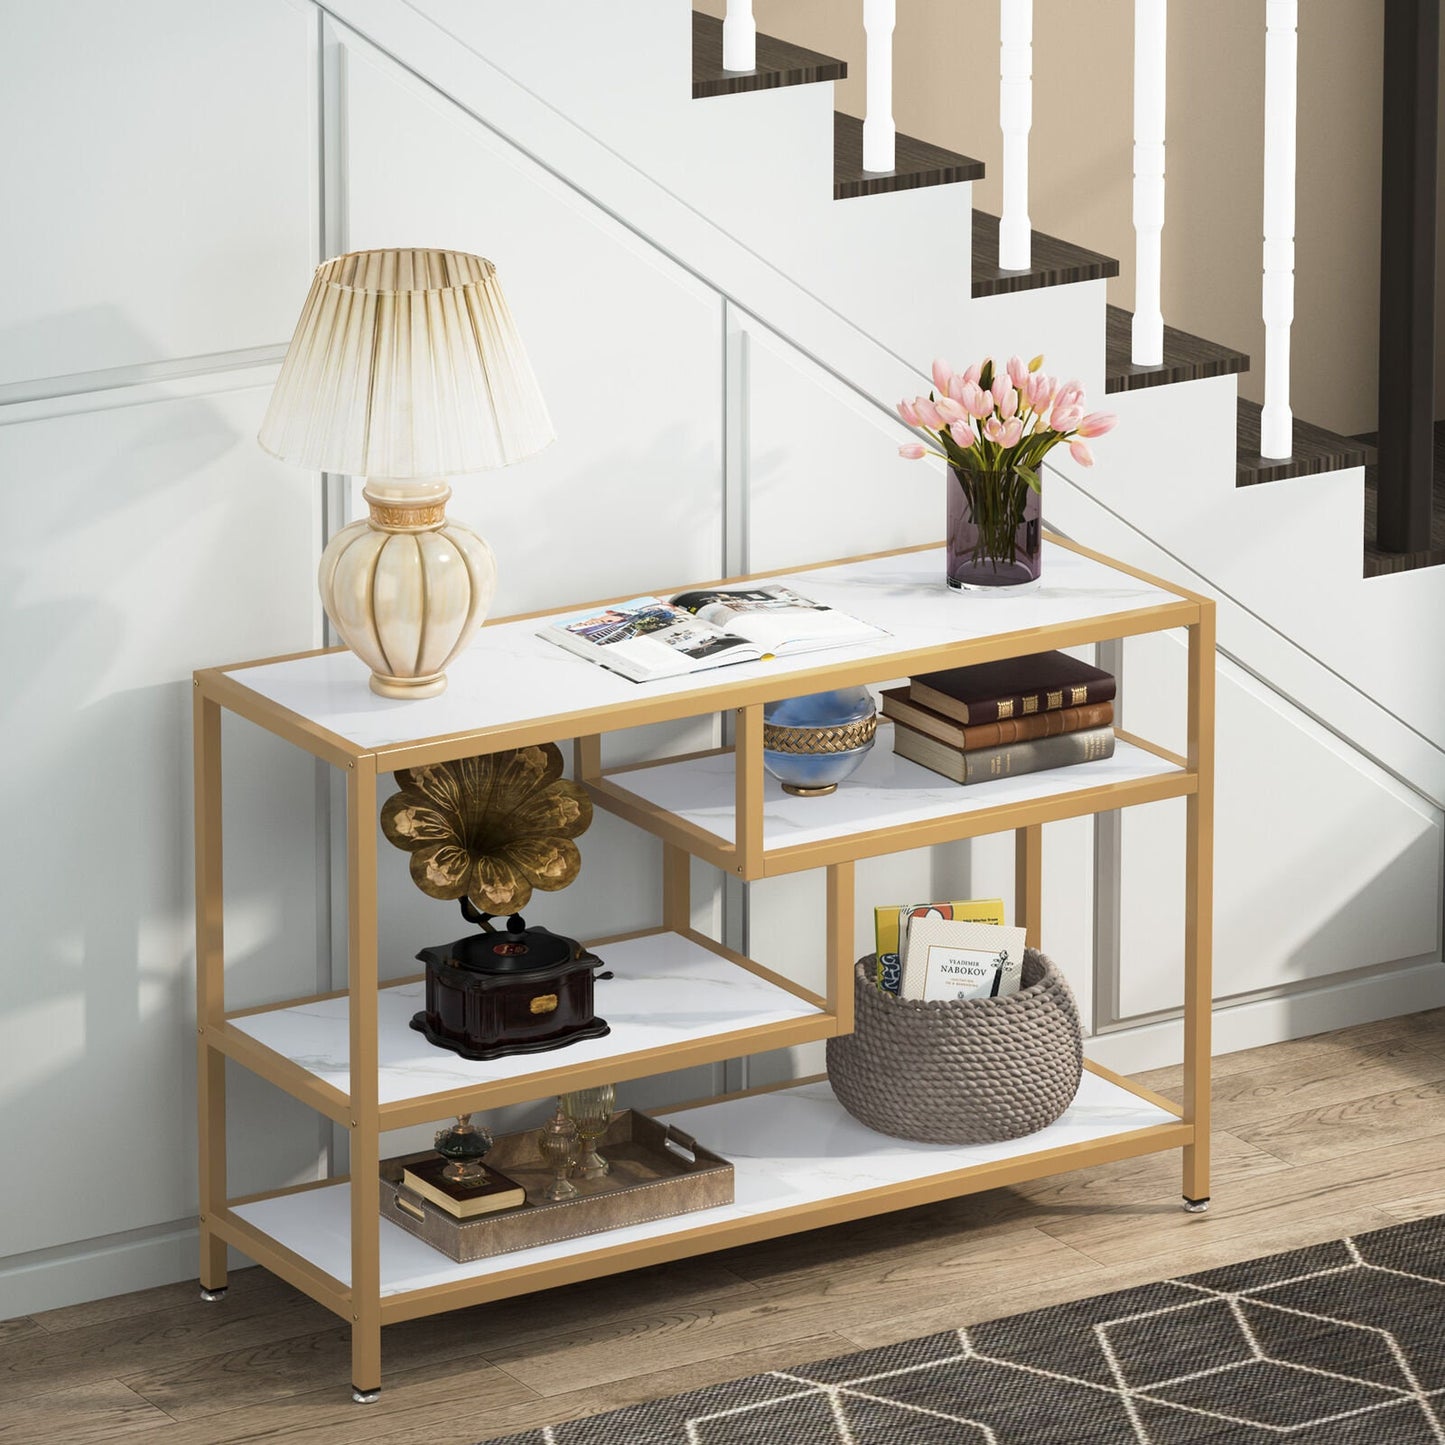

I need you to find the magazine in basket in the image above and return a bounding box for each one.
[539,586,887,683]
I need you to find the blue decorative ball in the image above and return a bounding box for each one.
[761,687,877,796]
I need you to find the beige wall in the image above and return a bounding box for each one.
[700,0,1391,435]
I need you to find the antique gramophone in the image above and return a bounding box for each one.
[382,743,610,1060]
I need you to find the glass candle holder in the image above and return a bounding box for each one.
[560,1084,615,1178]
[433,1113,493,1186]
[537,1103,580,1201]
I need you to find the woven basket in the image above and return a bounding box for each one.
[826,949,1083,1145]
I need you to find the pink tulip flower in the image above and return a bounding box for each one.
[1007,355,1028,388]
[949,420,978,448]
[990,373,1010,406]
[946,372,969,403]
[1069,440,1095,468]
[1000,417,1024,449]
[898,442,928,459]
[1076,411,1118,438]
[897,399,920,426]
[1025,372,1054,411]
[931,358,954,393]
[961,382,993,419]
[1049,404,1083,434]
[935,396,967,424]
[914,398,945,430]
[1055,381,1085,411]
[998,386,1019,421]
[962,361,983,386]
[983,416,1005,444]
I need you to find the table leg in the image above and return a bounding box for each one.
[1183,607,1216,1209]
[194,687,228,1296]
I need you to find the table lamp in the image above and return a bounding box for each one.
[258,249,554,699]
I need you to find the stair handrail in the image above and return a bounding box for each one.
[999,0,1034,270]
[1132,0,1167,366]
[1260,0,1297,459]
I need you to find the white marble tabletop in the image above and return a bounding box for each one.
[220,542,1187,755]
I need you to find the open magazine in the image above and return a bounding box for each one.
[539,586,887,684]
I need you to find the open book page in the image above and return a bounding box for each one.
[538,597,764,683]
[669,585,887,656]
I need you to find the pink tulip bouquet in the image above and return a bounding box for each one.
[897,355,1117,587]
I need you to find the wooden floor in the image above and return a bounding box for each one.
[10,1007,1445,1444]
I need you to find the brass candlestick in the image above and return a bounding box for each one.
[560,1084,615,1179]
[537,1103,580,1201]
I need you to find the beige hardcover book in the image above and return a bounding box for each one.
[899,916,1028,1002]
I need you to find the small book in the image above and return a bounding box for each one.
[899,917,1028,1003]
[880,687,1114,751]
[400,1158,528,1220]
[892,720,1116,784]
[669,585,887,656]
[873,899,1006,992]
[909,651,1116,727]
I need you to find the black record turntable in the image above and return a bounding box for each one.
[411,900,611,1061]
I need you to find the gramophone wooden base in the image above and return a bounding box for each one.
[410,1012,610,1062]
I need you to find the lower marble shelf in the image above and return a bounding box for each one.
[231,1070,1181,1301]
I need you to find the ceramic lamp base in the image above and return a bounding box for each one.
[319,480,498,699]
[369,671,448,700]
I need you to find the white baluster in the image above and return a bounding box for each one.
[863,0,897,173]
[723,0,756,72]
[1261,0,1297,459]
[999,0,1033,270]
[1132,0,1167,366]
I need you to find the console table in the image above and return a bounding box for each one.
[193,535,1214,1399]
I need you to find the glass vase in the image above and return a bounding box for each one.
[946,464,1042,590]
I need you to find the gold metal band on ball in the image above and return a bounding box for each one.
[761,715,878,755]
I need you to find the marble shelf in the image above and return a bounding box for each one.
[231,1070,1181,1300]
[214,543,1191,764]
[596,728,1189,872]
[225,931,827,1121]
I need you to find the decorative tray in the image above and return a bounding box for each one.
[379,1108,734,1262]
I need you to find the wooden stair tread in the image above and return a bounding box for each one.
[693,12,846,98]
[1105,306,1249,394]
[1235,398,1373,488]
[972,212,1119,298]
[832,112,984,199]
[1356,423,1445,576]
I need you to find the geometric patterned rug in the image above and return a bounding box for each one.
[478,1213,1445,1443]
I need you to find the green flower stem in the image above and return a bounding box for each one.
[950,465,1034,570]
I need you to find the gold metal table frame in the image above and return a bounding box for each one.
[192,536,1214,1400]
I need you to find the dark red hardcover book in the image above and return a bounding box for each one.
[909,651,1116,727]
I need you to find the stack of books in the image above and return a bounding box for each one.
[882,650,1117,785]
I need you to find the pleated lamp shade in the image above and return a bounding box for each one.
[258,249,554,479]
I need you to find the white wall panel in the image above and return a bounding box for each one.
[1117,630,1441,1019]
[335,35,727,1120]
[0,383,323,1258]
[341,40,724,618]
[0,0,315,385]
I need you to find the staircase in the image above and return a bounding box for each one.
[316,0,1444,1055]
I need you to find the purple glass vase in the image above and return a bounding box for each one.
[946,464,1042,590]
